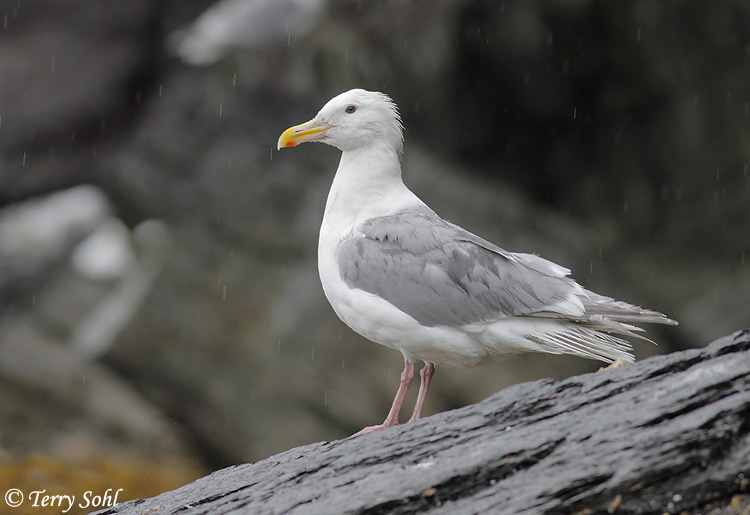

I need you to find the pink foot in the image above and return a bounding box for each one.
[352,422,398,436]
[408,363,435,423]
[351,359,415,437]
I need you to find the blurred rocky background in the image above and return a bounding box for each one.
[1,0,748,508]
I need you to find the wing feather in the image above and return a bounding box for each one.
[337,206,588,327]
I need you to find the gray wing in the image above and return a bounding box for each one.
[336,206,587,328]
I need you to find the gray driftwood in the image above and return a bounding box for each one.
[96,330,750,514]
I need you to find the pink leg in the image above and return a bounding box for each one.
[353,359,415,435]
[408,362,435,423]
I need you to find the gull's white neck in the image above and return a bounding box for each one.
[321,143,421,237]
[316,140,422,327]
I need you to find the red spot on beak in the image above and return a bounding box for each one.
[285,141,297,147]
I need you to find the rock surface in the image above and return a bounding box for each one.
[95,330,750,515]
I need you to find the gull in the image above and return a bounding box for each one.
[277,89,677,434]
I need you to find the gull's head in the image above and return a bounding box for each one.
[277,89,403,153]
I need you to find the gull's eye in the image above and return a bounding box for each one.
[345,105,357,114]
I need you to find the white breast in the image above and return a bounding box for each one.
[316,177,490,366]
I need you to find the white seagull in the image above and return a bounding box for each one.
[277,89,677,434]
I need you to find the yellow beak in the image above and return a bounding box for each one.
[277,119,331,150]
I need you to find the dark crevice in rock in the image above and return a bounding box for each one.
[172,483,255,513]
[361,440,563,515]
[642,355,705,381]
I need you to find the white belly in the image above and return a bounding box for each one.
[317,227,489,367]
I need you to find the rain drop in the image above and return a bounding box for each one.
[341,359,346,370]
[219,103,223,118]
[636,27,641,42]
[22,151,26,166]
[324,393,328,406]
[311,348,315,361]
[572,107,577,120]
[222,285,227,301]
